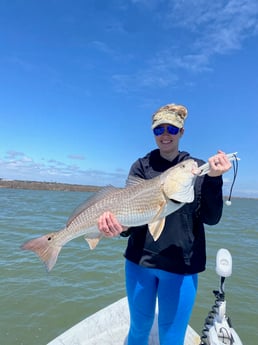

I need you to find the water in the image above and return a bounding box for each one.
[0,189,257,345]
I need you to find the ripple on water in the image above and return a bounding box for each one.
[1,190,257,345]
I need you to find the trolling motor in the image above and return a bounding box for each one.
[200,249,243,345]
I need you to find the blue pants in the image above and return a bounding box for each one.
[125,259,198,345]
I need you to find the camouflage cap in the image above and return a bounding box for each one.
[151,103,188,129]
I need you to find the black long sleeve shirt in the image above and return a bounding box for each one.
[124,149,223,274]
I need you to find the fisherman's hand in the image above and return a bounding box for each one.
[208,150,232,177]
[98,211,127,237]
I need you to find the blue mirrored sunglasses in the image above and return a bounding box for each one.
[153,125,180,136]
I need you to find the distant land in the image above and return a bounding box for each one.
[0,179,101,192]
[0,179,257,200]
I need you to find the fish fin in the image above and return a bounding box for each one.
[84,235,102,250]
[21,232,62,272]
[148,199,167,241]
[126,175,145,187]
[151,199,167,222]
[148,218,166,241]
[67,186,123,226]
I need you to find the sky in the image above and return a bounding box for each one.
[0,0,258,198]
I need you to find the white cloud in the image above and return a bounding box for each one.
[0,150,127,187]
[112,0,258,91]
[166,0,258,54]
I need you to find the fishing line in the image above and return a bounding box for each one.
[225,154,239,206]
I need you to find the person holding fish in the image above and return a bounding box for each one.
[97,103,232,345]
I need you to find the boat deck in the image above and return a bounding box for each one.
[47,297,201,345]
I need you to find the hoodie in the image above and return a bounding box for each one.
[123,149,223,274]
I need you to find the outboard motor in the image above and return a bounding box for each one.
[200,249,243,345]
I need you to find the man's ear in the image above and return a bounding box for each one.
[179,128,184,137]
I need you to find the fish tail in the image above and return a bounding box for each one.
[21,232,62,272]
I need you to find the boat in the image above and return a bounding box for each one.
[47,249,243,345]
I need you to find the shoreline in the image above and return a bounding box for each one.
[0,179,257,200]
[0,179,101,192]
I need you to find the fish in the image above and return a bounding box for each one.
[21,153,238,272]
[21,159,199,271]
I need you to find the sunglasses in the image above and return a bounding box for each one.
[153,125,180,136]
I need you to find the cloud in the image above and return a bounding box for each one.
[5,151,33,163]
[164,0,258,56]
[112,56,180,92]
[67,154,86,160]
[0,151,127,187]
[6,150,25,158]
[112,0,258,91]
[91,41,117,56]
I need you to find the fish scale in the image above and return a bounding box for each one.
[66,185,163,237]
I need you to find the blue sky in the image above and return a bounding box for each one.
[0,0,258,197]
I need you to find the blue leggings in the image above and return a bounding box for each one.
[125,259,198,345]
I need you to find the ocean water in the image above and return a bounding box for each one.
[0,188,257,345]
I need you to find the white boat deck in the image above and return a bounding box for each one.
[47,297,201,345]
